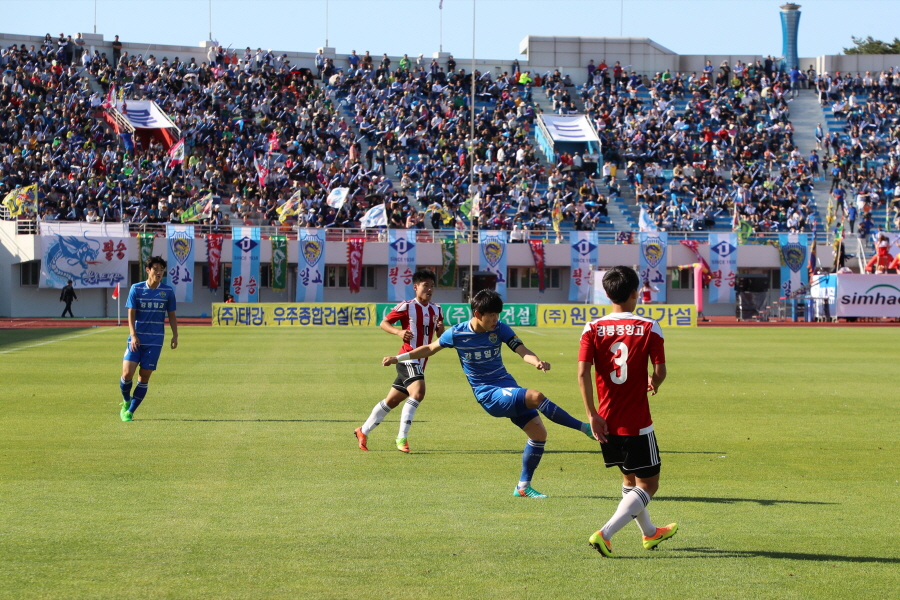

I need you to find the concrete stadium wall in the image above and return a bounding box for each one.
[1,222,829,318]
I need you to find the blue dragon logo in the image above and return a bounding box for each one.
[45,235,100,286]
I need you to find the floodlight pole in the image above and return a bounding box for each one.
[94,0,98,34]
[325,0,330,48]
[620,0,624,36]
[209,0,213,41]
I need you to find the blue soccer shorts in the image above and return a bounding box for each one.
[123,339,162,371]
[473,384,540,428]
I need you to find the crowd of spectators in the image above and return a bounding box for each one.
[573,57,821,233]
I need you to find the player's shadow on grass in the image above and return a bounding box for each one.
[0,328,91,349]
[146,418,360,423]
[670,547,900,564]
[658,496,838,506]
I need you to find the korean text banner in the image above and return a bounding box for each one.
[638,232,668,303]
[212,303,376,326]
[537,304,696,327]
[377,303,537,327]
[166,224,194,302]
[387,229,416,302]
[708,233,737,303]
[778,233,809,297]
[231,227,261,302]
[835,274,900,318]
[296,229,325,302]
[569,231,598,301]
[479,231,508,300]
[38,222,129,288]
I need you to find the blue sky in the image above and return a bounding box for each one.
[3,0,899,61]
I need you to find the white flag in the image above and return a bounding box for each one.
[326,187,349,210]
[639,207,658,232]
[360,203,387,228]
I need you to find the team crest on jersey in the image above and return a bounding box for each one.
[301,236,323,266]
[489,333,498,344]
[158,290,166,297]
[169,231,192,265]
[642,237,664,268]
[781,243,806,273]
[482,238,504,266]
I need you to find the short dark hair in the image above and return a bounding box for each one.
[471,289,503,315]
[146,255,167,269]
[603,266,640,304]
[412,269,436,285]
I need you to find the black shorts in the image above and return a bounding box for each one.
[600,428,661,479]
[392,360,424,395]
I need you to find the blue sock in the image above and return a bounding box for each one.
[120,378,133,404]
[518,439,545,486]
[538,398,585,432]
[129,382,148,413]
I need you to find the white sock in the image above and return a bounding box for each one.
[361,400,391,435]
[623,486,657,537]
[517,481,529,489]
[398,399,419,438]
[601,487,651,540]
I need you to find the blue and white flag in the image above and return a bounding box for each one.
[638,207,658,232]
[360,203,387,228]
[326,187,350,210]
[708,232,737,304]
[778,233,809,297]
[231,227,261,302]
[387,229,417,302]
[638,231,668,303]
[166,224,195,302]
[38,222,129,289]
[296,228,325,302]
[479,230,507,300]
[569,231,598,302]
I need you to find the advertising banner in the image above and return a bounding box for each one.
[206,233,224,291]
[166,224,194,302]
[835,274,900,318]
[536,304,696,327]
[377,303,537,327]
[708,233,737,303]
[38,222,129,289]
[569,231,598,302]
[231,227,261,302]
[479,231,507,300]
[296,229,325,302]
[638,232,668,303]
[387,229,416,302]
[212,303,376,326]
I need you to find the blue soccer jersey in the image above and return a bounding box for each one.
[125,282,176,349]
[438,321,523,389]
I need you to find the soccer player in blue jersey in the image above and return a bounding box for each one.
[382,289,592,498]
[119,256,178,422]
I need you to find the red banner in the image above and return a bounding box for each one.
[347,237,365,293]
[207,233,224,291]
[528,239,546,292]
[679,239,712,285]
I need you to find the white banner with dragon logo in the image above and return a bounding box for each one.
[39,223,129,289]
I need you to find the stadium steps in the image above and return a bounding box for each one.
[786,90,830,228]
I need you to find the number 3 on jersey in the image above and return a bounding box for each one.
[610,341,628,384]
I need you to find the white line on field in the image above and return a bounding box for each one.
[0,327,116,355]
[517,329,547,336]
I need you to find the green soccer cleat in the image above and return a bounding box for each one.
[121,410,133,422]
[642,523,678,550]
[120,400,130,421]
[396,437,410,453]
[589,531,616,558]
[513,485,547,499]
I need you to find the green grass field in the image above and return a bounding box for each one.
[1,325,898,599]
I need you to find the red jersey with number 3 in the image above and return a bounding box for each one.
[386,299,443,366]
[578,312,665,436]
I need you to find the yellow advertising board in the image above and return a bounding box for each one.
[536,305,697,327]
[212,303,376,326]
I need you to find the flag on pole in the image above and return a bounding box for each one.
[639,207,658,232]
[181,193,213,222]
[111,282,120,299]
[2,185,38,217]
[326,187,350,210]
[360,203,387,228]
[167,138,185,168]
[254,155,269,187]
[103,84,116,109]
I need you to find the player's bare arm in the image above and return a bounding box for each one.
[380,317,412,343]
[382,339,443,366]
[128,308,140,351]
[168,311,178,350]
[578,360,609,442]
[514,344,550,372]
[648,362,666,396]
